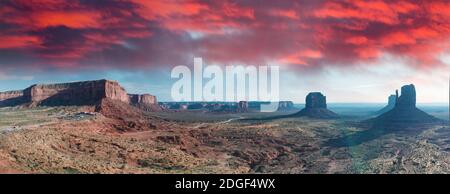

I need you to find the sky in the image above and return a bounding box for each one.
[0,0,449,103]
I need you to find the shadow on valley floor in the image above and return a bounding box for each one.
[324,127,395,148]
[324,125,439,148]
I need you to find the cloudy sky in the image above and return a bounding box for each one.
[0,0,449,103]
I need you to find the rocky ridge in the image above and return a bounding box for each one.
[0,79,159,111]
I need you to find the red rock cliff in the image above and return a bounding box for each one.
[128,94,160,111]
[129,94,157,105]
[0,79,158,110]
[0,90,24,100]
[0,90,27,106]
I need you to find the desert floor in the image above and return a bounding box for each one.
[0,106,449,174]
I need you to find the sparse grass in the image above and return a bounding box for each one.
[0,106,449,174]
[0,107,55,128]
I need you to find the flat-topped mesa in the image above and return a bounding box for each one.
[293,92,339,119]
[129,94,157,105]
[0,90,28,107]
[305,92,327,109]
[28,79,129,106]
[0,79,159,111]
[0,90,23,100]
[128,93,162,111]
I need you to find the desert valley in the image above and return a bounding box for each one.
[0,79,448,174]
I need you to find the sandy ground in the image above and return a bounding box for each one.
[0,106,449,174]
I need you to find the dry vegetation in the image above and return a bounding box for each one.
[0,107,449,174]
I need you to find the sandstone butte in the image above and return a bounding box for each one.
[0,79,160,111]
[366,84,443,129]
[293,92,339,119]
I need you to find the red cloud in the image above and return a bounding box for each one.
[222,2,255,19]
[130,0,209,20]
[269,9,300,19]
[345,36,369,45]
[313,1,399,25]
[32,11,102,29]
[0,35,41,49]
[0,0,448,71]
[381,32,417,46]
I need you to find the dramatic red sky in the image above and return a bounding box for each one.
[0,0,449,102]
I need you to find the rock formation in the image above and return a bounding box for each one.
[0,90,29,107]
[0,79,160,111]
[129,93,162,111]
[374,94,396,115]
[237,101,249,112]
[395,84,416,109]
[277,101,295,111]
[366,84,442,129]
[305,92,327,109]
[293,92,339,119]
[129,94,157,105]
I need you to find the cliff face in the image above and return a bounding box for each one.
[0,90,28,107]
[105,81,130,103]
[29,80,111,106]
[0,79,159,110]
[396,84,416,109]
[366,84,442,129]
[128,93,161,111]
[129,94,157,105]
[305,92,327,109]
[0,90,24,100]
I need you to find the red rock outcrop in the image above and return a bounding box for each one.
[0,79,160,111]
[0,90,23,100]
[0,90,28,106]
[129,94,162,111]
[28,80,120,106]
[129,94,157,105]
[95,98,160,132]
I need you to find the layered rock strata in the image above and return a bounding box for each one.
[0,79,159,111]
